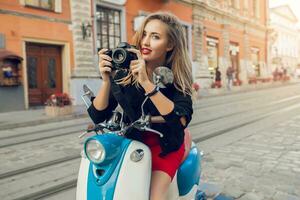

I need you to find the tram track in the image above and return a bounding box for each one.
[2,91,300,149]
[0,121,90,140]
[13,179,77,200]
[1,85,299,199]
[0,93,299,178]
[3,101,300,200]
[0,128,87,149]
[0,155,81,180]
[10,101,300,200]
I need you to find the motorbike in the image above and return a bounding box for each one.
[76,67,205,200]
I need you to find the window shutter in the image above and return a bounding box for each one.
[55,0,62,13]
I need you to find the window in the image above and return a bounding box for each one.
[97,6,121,51]
[25,0,55,11]
[253,0,260,18]
[206,37,219,75]
[251,47,260,77]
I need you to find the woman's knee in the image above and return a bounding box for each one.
[150,171,171,200]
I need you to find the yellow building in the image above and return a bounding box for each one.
[192,0,269,88]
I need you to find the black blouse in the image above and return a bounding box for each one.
[87,80,193,156]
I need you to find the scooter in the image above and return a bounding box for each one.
[76,67,205,200]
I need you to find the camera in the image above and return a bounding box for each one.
[104,42,138,70]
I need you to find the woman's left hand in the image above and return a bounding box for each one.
[127,48,150,87]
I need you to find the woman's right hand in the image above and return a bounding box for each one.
[98,49,113,82]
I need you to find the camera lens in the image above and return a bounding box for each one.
[112,48,127,64]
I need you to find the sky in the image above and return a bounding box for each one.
[269,0,300,26]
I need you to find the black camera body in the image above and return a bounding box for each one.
[104,42,138,70]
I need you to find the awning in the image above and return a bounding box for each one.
[0,49,23,61]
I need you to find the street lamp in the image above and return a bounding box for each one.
[81,22,92,40]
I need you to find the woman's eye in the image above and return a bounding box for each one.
[152,35,160,39]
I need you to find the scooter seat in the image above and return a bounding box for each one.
[177,143,201,196]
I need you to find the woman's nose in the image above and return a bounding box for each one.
[142,35,150,46]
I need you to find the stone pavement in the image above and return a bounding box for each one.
[200,113,300,200]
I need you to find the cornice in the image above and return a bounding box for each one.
[0,9,71,24]
[192,1,267,32]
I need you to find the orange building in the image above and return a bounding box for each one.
[193,0,269,88]
[0,0,74,112]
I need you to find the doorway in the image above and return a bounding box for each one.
[26,43,62,106]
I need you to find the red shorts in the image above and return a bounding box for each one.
[142,132,185,180]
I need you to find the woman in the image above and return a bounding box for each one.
[89,12,193,200]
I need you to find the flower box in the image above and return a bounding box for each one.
[44,93,73,117]
[45,105,73,117]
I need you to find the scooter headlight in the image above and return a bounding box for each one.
[85,139,106,164]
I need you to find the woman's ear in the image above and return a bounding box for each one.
[166,43,174,52]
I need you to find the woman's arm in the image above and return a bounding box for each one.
[87,82,118,124]
[142,80,192,127]
[92,81,111,110]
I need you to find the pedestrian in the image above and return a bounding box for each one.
[92,12,193,200]
[215,67,221,88]
[226,66,234,90]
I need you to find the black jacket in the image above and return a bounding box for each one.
[87,80,193,156]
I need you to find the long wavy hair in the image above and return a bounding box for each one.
[118,12,193,96]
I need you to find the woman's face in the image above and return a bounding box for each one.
[140,19,173,64]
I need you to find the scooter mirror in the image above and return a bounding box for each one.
[152,66,174,88]
[81,84,95,108]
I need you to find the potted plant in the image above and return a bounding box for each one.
[45,93,73,116]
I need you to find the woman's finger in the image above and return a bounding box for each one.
[99,60,112,68]
[130,60,139,65]
[131,68,139,76]
[99,54,112,62]
[98,49,108,55]
[100,66,112,73]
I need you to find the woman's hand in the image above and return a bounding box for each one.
[98,49,113,82]
[128,48,150,87]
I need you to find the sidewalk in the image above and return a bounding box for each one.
[198,78,300,98]
[0,105,88,130]
[0,79,299,131]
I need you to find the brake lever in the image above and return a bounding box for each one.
[143,127,163,138]
[78,123,106,139]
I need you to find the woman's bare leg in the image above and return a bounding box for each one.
[150,171,172,200]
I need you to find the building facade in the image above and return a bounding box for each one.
[0,0,74,112]
[192,0,269,88]
[269,5,299,75]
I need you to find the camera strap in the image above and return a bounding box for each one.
[109,76,139,122]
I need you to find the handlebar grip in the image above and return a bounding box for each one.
[150,116,165,123]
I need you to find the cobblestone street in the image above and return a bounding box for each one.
[200,111,300,200]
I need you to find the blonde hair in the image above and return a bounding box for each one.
[118,12,193,96]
